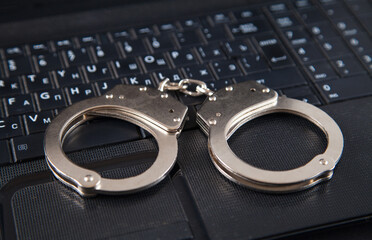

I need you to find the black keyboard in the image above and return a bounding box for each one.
[0,0,371,165]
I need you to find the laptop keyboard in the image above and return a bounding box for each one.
[0,0,371,165]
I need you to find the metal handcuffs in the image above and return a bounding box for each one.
[44,79,344,196]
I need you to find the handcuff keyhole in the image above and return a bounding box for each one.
[169,109,174,113]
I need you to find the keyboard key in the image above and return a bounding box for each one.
[196,43,225,62]
[210,13,231,24]
[317,75,372,103]
[235,67,307,89]
[65,84,95,103]
[33,53,63,72]
[345,33,371,54]
[29,42,50,54]
[211,60,241,79]
[78,35,98,46]
[319,38,352,59]
[5,57,33,76]
[111,30,131,40]
[229,19,271,37]
[233,8,260,21]
[0,140,12,165]
[358,52,372,73]
[121,39,148,56]
[281,85,314,97]
[113,58,141,77]
[298,8,328,24]
[24,111,54,134]
[284,28,311,46]
[255,33,293,68]
[25,73,54,92]
[92,44,119,61]
[3,46,25,58]
[306,61,338,81]
[293,0,313,9]
[148,35,176,52]
[3,94,35,116]
[175,30,203,47]
[95,79,122,95]
[55,67,84,87]
[84,63,113,82]
[222,40,252,57]
[273,13,300,29]
[155,69,183,82]
[184,64,214,81]
[135,26,155,36]
[323,3,353,20]
[201,25,228,42]
[11,133,44,162]
[158,23,178,32]
[308,22,339,40]
[239,55,269,74]
[334,18,364,37]
[140,53,170,72]
[64,48,91,66]
[179,18,201,30]
[35,89,67,110]
[268,3,288,13]
[0,116,23,139]
[125,74,155,87]
[54,39,73,50]
[282,86,321,105]
[168,49,198,67]
[294,43,325,63]
[0,78,22,97]
[331,56,366,77]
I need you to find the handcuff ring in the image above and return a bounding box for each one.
[44,84,188,196]
[197,81,344,193]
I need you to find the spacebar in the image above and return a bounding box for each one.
[63,117,141,153]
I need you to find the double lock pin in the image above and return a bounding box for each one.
[44,79,344,196]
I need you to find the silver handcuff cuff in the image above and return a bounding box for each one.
[44,79,344,196]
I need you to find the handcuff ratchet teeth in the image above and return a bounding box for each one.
[44,79,343,196]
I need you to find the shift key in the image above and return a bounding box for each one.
[317,75,372,103]
[11,133,44,162]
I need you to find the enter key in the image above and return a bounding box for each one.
[255,33,294,69]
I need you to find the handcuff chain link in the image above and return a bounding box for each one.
[158,78,214,97]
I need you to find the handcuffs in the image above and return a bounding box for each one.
[44,79,344,196]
